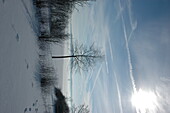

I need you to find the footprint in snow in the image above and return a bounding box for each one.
[24,59,29,69]
[36,100,38,103]
[26,63,29,69]
[24,108,27,113]
[11,24,20,42]
[16,34,20,42]
[35,108,38,113]
[32,82,34,88]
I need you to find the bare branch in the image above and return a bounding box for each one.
[52,42,104,72]
[71,104,90,113]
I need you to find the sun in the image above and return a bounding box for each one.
[131,89,158,113]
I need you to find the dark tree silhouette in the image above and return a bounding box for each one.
[54,88,90,113]
[54,88,69,113]
[52,43,104,71]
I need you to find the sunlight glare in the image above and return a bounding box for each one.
[131,89,158,113]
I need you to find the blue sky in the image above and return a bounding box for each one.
[71,0,170,113]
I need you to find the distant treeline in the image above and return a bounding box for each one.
[34,0,95,43]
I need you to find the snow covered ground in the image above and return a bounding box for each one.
[0,0,47,112]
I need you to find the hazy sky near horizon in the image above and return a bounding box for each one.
[72,0,170,113]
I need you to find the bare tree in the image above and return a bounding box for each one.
[52,43,104,71]
[71,104,90,113]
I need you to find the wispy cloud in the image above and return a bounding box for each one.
[113,5,124,24]
[108,34,114,62]
[90,64,103,98]
[156,80,170,113]
[104,26,111,74]
[127,0,137,30]
[127,0,137,42]
[114,72,124,113]
[118,0,137,93]
[130,16,170,113]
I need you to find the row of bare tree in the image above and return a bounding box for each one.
[35,0,95,43]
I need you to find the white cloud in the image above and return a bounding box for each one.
[120,4,137,93]
[114,72,124,113]
[130,12,170,113]
[156,80,170,113]
[90,64,103,98]
[127,0,137,31]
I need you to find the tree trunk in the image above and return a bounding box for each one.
[52,55,82,58]
[52,55,94,58]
